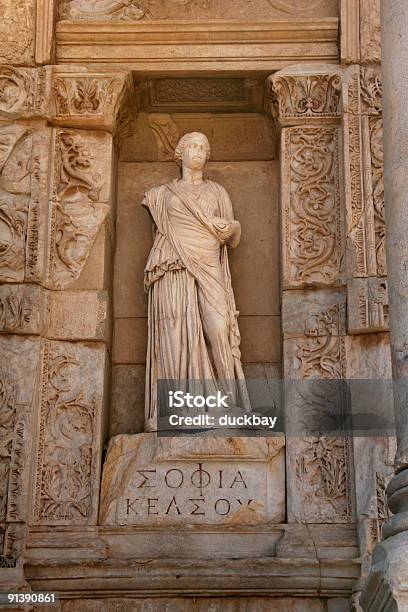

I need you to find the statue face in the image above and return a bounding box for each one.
[181,135,208,171]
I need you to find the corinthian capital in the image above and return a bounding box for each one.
[265,66,342,125]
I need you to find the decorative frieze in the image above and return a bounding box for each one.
[281,126,343,288]
[32,340,107,525]
[266,72,341,124]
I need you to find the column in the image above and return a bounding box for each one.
[360,1,408,609]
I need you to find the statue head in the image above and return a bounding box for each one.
[174,132,211,171]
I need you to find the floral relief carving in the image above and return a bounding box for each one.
[52,75,123,118]
[296,304,346,379]
[148,114,181,161]
[0,126,33,283]
[370,116,386,276]
[283,127,342,287]
[48,130,110,289]
[34,342,99,524]
[0,288,33,333]
[360,67,382,115]
[268,74,341,121]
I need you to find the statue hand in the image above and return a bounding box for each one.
[211,217,241,247]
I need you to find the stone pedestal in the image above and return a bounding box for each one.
[99,434,285,526]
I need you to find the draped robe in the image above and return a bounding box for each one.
[142,178,251,430]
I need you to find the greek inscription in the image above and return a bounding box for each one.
[215,499,231,516]
[230,470,247,489]
[164,468,184,488]
[189,498,206,515]
[136,469,156,488]
[165,496,182,515]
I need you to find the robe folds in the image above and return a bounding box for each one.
[142,178,251,430]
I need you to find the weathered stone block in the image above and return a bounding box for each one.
[31,340,108,526]
[99,434,285,526]
[347,278,389,334]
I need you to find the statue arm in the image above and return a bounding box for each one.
[212,183,241,248]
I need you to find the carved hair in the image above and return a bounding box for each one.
[174,132,211,165]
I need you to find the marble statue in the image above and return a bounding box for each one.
[142,132,251,430]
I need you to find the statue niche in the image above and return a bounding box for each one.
[142,131,251,430]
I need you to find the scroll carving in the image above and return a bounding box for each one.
[267,74,341,121]
[47,129,111,289]
[33,341,105,525]
[282,126,343,287]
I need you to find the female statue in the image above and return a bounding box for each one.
[143,132,251,431]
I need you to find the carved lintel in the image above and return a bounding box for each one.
[265,70,341,125]
[347,278,389,334]
[32,339,107,526]
[0,66,51,119]
[281,126,344,288]
[51,69,134,132]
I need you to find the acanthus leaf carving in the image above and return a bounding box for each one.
[267,73,341,121]
[52,73,129,129]
[360,67,382,115]
[148,113,181,161]
[282,126,343,287]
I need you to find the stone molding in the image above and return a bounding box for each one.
[55,19,339,70]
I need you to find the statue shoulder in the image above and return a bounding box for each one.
[207,180,232,201]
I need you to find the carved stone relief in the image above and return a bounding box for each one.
[348,278,389,334]
[283,291,353,523]
[0,336,41,565]
[0,0,35,65]
[60,0,337,21]
[344,67,385,279]
[266,73,341,123]
[281,126,343,288]
[52,71,133,131]
[47,129,112,289]
[0,66,50,119]
[32,340,107,525]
